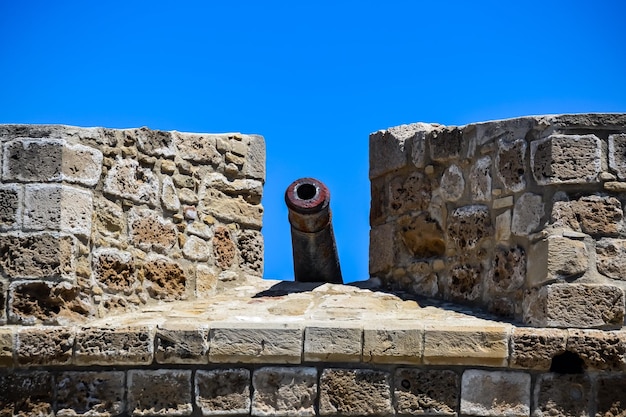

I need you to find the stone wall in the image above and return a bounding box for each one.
[0,125,265,325]
[370,114,626,328]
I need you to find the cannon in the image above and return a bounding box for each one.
[285,178,343,284]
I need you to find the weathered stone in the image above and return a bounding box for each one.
[550,199,580,231]
[75,326,154,366]
[319,368,392,416]
[596,238,626,281]
[135,127,175,157]
[182,235,210,261]
[408,124,435,168]
[252,367,317,417]
[604,181,626,192]
[388,172,432,215]
[461,370,530,417]
[209,324,302,363]
[493,196,513,209]
[470,156,492,201]
[363,327,422,364]
[161,176,180,212]
[369,223,394,275]
[567,329,626,371]
[423,325,509,366]
[155,323,208,364]
[174,132,222,165]
[142,256,187,300]
[444,261,483,302]
[509,327,567,370]
[195,369,250,416]
[0,327,14,366]
[213,227,236,268]
[16,326,74,366]
[429,127,462,162]
[394,369,459,416]
[0,232,75,280]
[369,126,412,178]
[241,134,266,181]
[523,284,625,329]
[487,246,526,293]
[23,184,93,238]
[609,133,626,180]
[304,325,362,362]
[93,196,125,238]
[496,138,526,192]
[104,158,159,206]
[527,236,588,286]
[61,142,103,186]
[196,264,217,297]
[575,195,623,236]
[406,261,439,297]
[127,370,192,416]
[92,248,137,294]
[2,139,63,182]
[596,375,626,417]
[238,230,263,275]
[440,164,465,201]
[531,134,602,184]
[198,188,263,229]
[56,371,125,417]
[447,205,491,250]
[172,173,195,189]
[495,209,512,242]
[512,193,544,236]
[0,184,22,230]
[397,213,445,259]
[533,374,591,417]
[203,173,263,205]
[0,371,53,417]
[128,208,177,252]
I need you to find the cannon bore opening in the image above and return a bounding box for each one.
[296,183,317,201]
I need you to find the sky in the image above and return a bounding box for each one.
[1,1,625,283]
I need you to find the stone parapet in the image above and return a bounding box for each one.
[369,114,626,328]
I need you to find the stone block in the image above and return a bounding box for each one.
[575,195,623,236]
[461,370,530,417]
[195,369,251,416]
[0,327,14,366]
[527,236,588,286]
[388,172,432,216]
[439,164,465,201]
[443,262,484,302]
[241,134,266,181]
[566,329,626,371]
[252,367,317,416]
[596,375,626,417]
[394,369,459,416]
[209,324,302,363]
[104,158,159,206]
[596,238,626,280]
[2,138,63,182]
[134,127,176,157]
[531,134,602,185]
[447,205,491,250]
[155,323,209,364]
[0,371,53,417]
[429,127,462,162]
[92,196,125,239]
[182,235,210,261]
[23,184,93,238]
[470,156,492,201]
[128,208,178,253]
[61,142,103,186]
[92,248,137,294]
[238,230,264,276]
[522,284,624,329]
[161,176,180,211]
[56,371,125,417]
[0,232,75,280]
[127,370,192,416]
[496,138,527,192]
[304,325,362,362]
[142,255,188,301]
[213,226,236,268]
[609,133,626,180]
[369,223,395,275]
[196,264,217,297]
[198,188,263,229]
[495,209,512,241]
[174,132,222,165]
[362,327,422,364]
[509,327,567,370]
[16,326,74,366]
[512,193,544,236]
[487,246,526,294]
[423,325,509,367]
[409,125,434,168]
[75,326,154,366]
[369,126,413,178]
[202,174,263,205]
[319,368,392,416]
[532,374,590,417]
[0,184,22,231]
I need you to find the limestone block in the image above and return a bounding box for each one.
[213,227,236,268]
[319,368,392,416]
[92,196,125,239]
[0,232,75,280]
[304,325,362,362]
[447,205,491,250]
[198,188,263,229]
[440,164,465,201]
[238,230,264,276]
[182,235,210,261]
[596,375,626,417]
[2,138,63,182]
[388,172,432,216]
[92,248,137,294]
[532,374,591,417]
[16,326,74,366]
[460,370,530,417]
[394,369,459,416]
[566,329,626,371]
[495,209,512,241]
[127,370,192,416]
[509,327,567,370]
[531,134,602,185]
[23,184,93,238]
[369,125,412,178]
[75,326,154,366]
[575,195,623,236]
[174,132,223,165]
[195,369,251,416]
[252,367,317,417]
[609,133,626,180]
[493,196,513,209]
[128,208,177,252]
[369,223,394,275]
[173,173,196,189]
[0,371,53,417]
[0,327,14,366]
[0,184,22,230]
[104,158,159,206]
[134,127,176,157]
[209,324,302,363]
[443,262,483,302]
[429,127,462,162]
[527,236,588,286]
[155,323,209,364]
[161,176,180,211]
[196,264,218,297]
[61,142,103,186]
[550,200,580,230]
[496,138,527,192]
[523,284,625,328]
[363,327,422,364]
[202,173,264,205]
[142,255,187,300]
[56,371,125,417]
[470,156,492,201]
[512,192,544,236]
[423,324,510,366]
[487,246,526,294]
[241,134,266,181]
[397,214,445,259]
[596,238,626,280]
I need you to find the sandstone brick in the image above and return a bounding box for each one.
[487,246,526,294]
[209,324,302,363]
[213,227,236,268]
[104,158,159,206]
[0,327,14,367]
[509,327,567,370]
[369,223,394,275]
[134,127,176,157]
[2,139,63,182]
[596,238,626,281]
[429,127,462,162]
[440,164,465,201]
[195,369,251,416]
[369,126,411,178]
[531,134,602,185]
[512,193,544,236]
[423,325,509,366]
[442,261,483,302]
[92,196,125,239]
[238,230,263,276]
[252,367,317,417]
[182,235,210,261]
[241,134,266,181]
[0,371,53,417]
[23,184,93,238]
[155,323,208,364]
[128,208,177,253]
[523,284,624,329]
[388,172,432,216]
[0,232,75,280]
[470,155,492,201]
[195,264,217,297]
[75,326,154,366]
[319,368,392,416]
[408,124,435,168]
[527,236,588,287]
[397,213,445,260]
[596,375,626,417]
[202,173,263,204]
[575,195,623,236]
[394,369,459,416]
[0,184,22,231]
[495,209,512,241]
[56,371,125,417]
[496,138,527,192]
[461,370,530,417]
[363,326,422,364]
[447,205,492,250]
[127,370,192,416]
[567,329,626,371]
[174,132,222,165]
[533,374,591,417]
[609,133,626,180]
[493,195,513,209]
[61,142,103,186]
[304,325,362,362]
[198,186,263,229]
[161,176,180,212]
[142,255,187,301]
[16,326,74,366]
[92,248,137,294]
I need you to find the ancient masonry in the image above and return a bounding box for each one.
[1,115,626,417]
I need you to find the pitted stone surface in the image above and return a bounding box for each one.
[461,370,530,417]
[127,369,192,416]
[156,323,208,364]
[16,326,74,366]
[533,374,591,417]
[196,369,251,416]
[142,255,187,300]
[3,139,64,182]
[319,368,392,416]
[447,205,491,250]
[75,326,154,366]
[596,375,626,417]
[0,232,75,280]
[394,369,459,416]
[252,367,317,417]
[0,371,53,417]
[496,138,526,192]
[0,184,22,230]
[104,158,159,206]
[440,164,465,201]
[566,329,626,371]
[509,327,567,370]
[470,156,492,201]
[531,134,602,184]
[596,238,626,280]
[128,208,178,253]
[56,371,125,417]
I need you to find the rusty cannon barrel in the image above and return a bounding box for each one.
[285,178,343,284]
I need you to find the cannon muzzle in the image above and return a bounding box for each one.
[285,178,343,284]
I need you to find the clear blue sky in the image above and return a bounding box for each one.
[1,1,625,282]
